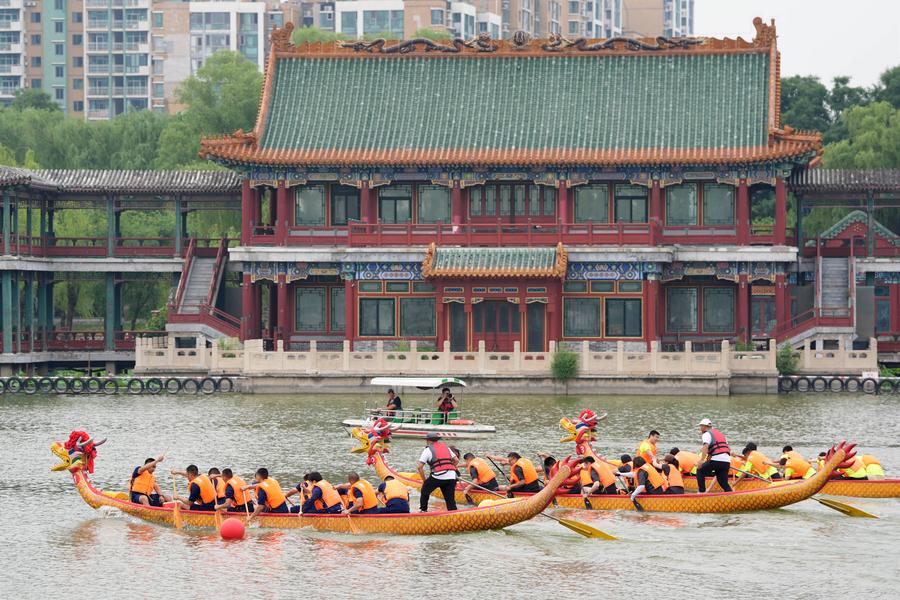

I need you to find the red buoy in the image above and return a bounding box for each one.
[220,517,246,540]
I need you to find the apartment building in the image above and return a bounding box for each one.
[622,0,693,38]
[0,0,25,105]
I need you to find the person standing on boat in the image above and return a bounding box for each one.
[300,472,344,514]
[695,418,732,493]
[171,465,216,511]
[129,455,169,507]
[377,476,411,513]
[488,452,542,494]
[417,433,459,512]
[636,430,662,469]
[215,468,254,513]
[385,389,402,417]
[245,468,289,517]
[436,388,457,424]
[461,452,499,494]
[336,472,380,515]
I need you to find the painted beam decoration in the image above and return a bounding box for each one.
[566,262,660,280]
[661,261,785,283]
[355,262,423,281]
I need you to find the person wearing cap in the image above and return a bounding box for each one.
[416,433,459,512]
[695,418,732,493]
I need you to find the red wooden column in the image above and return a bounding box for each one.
[240,274,253,340]
[276,275,288,348]
[275,180,288,245]
[360,183,371,224]
[435,280,446,349]
[547,279,562,344]
[241,180,252,245]
[451,181,463,227]
[649,181,662,244]
[736,179,750,244]
[774,273,787,339]
[774,178,787,245]
[557,181,569,236]
[644,277,659,350]
[736,275,750,343]
[344,278,356,350]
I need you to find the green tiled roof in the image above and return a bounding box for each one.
[424,245,566,278]
[260,53,770,153]
[809,210,900,246]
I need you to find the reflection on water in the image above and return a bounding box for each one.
[1,392,899,599]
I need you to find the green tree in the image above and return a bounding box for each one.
[822,102,900,169]
[291,26,348,45]
[9,88,61,112]
[0,143,17,166]
[824,76,871,144]
[412,28,454,41]
[780,76,831,133]
[156,51,262,169]
[551,349,579,396]
[874,65,900,109]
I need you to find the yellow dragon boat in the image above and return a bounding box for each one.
[350,426,853,514]
[559,416,900,499]
[51,430,571,535]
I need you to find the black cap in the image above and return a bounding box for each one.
[426,432,440,441]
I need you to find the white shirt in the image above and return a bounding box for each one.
[419,447,458,480]
[702,431,731,462]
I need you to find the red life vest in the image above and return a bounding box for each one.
[428,442,456,474]
[707,428,730,457]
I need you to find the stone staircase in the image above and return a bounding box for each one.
[820,257,850,309]
[177,257,215,314]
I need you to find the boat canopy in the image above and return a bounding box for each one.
[369,377,467,390]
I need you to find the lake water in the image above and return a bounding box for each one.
[2,392,898,599]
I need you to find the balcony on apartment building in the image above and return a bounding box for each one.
[0,17,21,30]
[85,0,150,8]
[0,63,23,76]
[0,0,25,9]
[0,41,24,53]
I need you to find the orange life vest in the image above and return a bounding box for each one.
[580,461,616,488]
[745,451,777,478]
[860,455,885,477]
[258,477,286,509]
[731,455,745,470]
[382,479,409,502]
[781,452,814,479]
[509,458,539,485]
[350,479,379,511]
[130,468,156,495]
[192,474,217,505]
[639,463,668,491]
[468,458,497,485]
[675,451,700,474]
[225,475,249,506]
[636,439,658,464]
[313,480,343,510]
[839,456,868,479]
[214,477,227,499]
[665,464,684,489]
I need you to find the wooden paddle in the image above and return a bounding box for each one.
[460,478,617,540]
[172,479,183,529]
[729,467,878,518]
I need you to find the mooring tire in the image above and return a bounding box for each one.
[861,378,877,394]
[811,377,828,392]
[877,380,895,395]
[102,379,119,394]
[145,378,163,394]
[845,378,860,393]
[164,378,181,394]
[0,379,5,394]
[53,378,69,393]
[795,377,810,392]
[127,379,145,394]
[200,377,217,394]
[828,378,844,393]
[22,378,38,394]
[69,379,85,394]
[181,378,200,394]
[217,377,234,393]
[38,377,54,393]
[86,378,102,393]
[778,377,794,392]
[6,377,22,393]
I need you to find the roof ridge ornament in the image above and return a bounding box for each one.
[270,22,295,52]
[541,32,703,52]
[752,16,777,47]
[338,33,498,54]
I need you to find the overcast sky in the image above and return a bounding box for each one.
[694,0,900,87]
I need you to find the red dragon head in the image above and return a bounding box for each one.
[51,431,106,473]
[350,420,394,464]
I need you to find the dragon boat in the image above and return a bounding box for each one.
[350,424,854,514]
[559,415,900,499]
[51,430,570,535]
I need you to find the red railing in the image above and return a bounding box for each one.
[774,307,854,342]
[167,305,240,337]
[0,235,230,258]
[206,238,228,307]
[171,237,196,311]
[802,236,900,258]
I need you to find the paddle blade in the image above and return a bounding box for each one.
[214,509,223,530]
[556,517,618,540]
[814,496,878,518]
[173,504,183,529]
[632,498,645,512]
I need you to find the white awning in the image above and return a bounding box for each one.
[369,377,467,389]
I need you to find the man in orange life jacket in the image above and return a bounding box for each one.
[129,455,169,506]
[487,452,543,494]
[462,452,499,494]
[417,432,459,512]
[296,472,344,514]
[578,455,618,496]
[695,418,733,493]
[620,456,668,501]
[246,467,289,517]
[207,467,227,503]
[335,471,380,515]
[171,464,216,511]
[377,475,410,513]
[215,468,254,513]
[662,454,685,494]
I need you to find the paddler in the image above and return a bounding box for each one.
[695,418,733,493]
[861,454,885,479]
[636,430,662,468]
[778,446,816,480]
[835,454,868,480]
[377,476,410,513]
[215,468,254,513]
[245,468,289,517]
[738,443,781,480]
[668,447,700,475]
[462,452,499,494]
[487,452,542,494]
[171,464,216,511]
[417,432,459,512]
[662,454,685,494]
[129,455,169,507]
[299,472,344,514]
[207,467,227,503]
[579,456,618,497]
[336,472,379,515]
[620,456,668,499]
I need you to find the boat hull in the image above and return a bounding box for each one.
[680,474,900,498]
[342,420,496,439]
